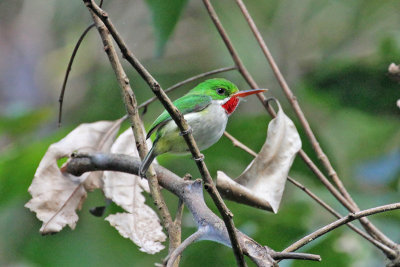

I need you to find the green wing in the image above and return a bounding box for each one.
[146,94,212,139]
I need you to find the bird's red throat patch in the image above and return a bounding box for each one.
[222,97,240,115]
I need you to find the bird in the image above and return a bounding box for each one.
[139,78,266,177]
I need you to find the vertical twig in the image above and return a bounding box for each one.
[82,3,177,252]
[83,1,246,265]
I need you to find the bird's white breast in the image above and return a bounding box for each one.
[160,101,228,153]
[185,102,228,151]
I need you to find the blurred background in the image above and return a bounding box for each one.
[1,0,399,266]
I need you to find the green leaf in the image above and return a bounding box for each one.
[145,0,188,56]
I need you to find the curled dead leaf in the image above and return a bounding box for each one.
[25,119,123,234]
[217,100,301,213]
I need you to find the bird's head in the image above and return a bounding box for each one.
[189,78,266,114]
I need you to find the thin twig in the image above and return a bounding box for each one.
[83,2,175,250]
[271,251,321,262]
[223,131,396,258]
[234,0,353,204]
[58,23,95,127]
[83,1,246,265]
[166,231,203,267]
[138,66,237,110]
[287,177,396,258]
[283,203,400,253]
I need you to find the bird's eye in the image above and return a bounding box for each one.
[216,88,226,95]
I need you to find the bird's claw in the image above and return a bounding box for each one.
[179,127,193,136]
[193,154,205,162]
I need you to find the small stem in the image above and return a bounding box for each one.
[58,23,95,127]
[166,231,203,267]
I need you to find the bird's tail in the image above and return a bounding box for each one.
[139,144,157,178]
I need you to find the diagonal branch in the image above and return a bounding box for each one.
[234,0,352,204]
[283,203,400,253]
[202,0,398,254]
[82,1,246,265]
[82,3,176,253]
[233,0,400,251]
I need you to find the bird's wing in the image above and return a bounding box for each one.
[146,94,212,139]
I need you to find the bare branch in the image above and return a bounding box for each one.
[82,3,175,251]
[83,1,246,265]
[138,66,237,110]
[283,203,400,253]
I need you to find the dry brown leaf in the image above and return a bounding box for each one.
[106,211,166,254]
[217,101,301,213]
[25,119,123,234]
[103,129,165,254]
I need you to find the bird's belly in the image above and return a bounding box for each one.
[157,104,228,154]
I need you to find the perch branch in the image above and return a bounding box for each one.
[66,153,323,266]
[83,4,176,253]
[138,66,237,110]
[83,1,246,265]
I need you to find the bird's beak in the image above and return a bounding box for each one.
[233,89,267,98]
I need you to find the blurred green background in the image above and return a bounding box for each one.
[1,0,399,266]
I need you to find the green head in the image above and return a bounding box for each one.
[188,78,239,100]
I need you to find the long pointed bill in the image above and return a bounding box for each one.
[233,89,267,98]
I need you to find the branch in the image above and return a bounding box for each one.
[138,66,237,111]
[283,203,400,253]
[82,1,246,265]
[66,153,321,266]
[82,3,175,252]
[203,0,398,254]
[233,0,399,251]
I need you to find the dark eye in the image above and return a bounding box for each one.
[216,88,226,95]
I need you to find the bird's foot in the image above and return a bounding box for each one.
[179,127,193,136]
[193,153,205,162]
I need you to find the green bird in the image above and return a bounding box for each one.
[139,78,266,177]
